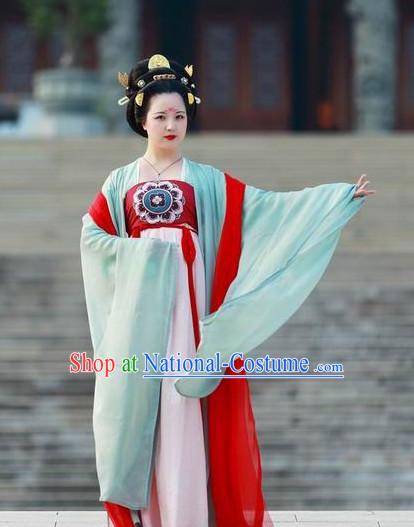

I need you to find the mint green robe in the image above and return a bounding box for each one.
[80,156,367,508]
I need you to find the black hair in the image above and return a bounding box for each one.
[124,57,199,138]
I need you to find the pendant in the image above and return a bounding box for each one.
[133,180,185,224]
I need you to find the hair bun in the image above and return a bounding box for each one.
[123,54,200,137]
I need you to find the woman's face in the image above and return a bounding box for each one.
[142,92,188,149]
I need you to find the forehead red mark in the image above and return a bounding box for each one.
[152,106,185,116]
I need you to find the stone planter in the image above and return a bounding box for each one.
[34,67,100,113]
[31,67,106,136]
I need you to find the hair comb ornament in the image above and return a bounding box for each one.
[153,73,176,81]
[133,88,200,108]
[118,95,130,106]
[183,64,201,103]
[135,92,144,106]
[117,54,201,107]
[117,71,130,105]
[148,54,170,69]
[118,71,129,88]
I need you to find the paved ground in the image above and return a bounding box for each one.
[0,510,413,526]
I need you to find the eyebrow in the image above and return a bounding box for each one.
[153,110,186,115]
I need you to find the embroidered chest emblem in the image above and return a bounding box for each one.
[133,180,185,224]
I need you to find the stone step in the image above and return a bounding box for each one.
[0,136,412,511]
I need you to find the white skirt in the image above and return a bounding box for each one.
[138,227,209,527]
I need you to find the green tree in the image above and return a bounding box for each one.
[20,0,110,67]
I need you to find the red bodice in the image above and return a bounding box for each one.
[123,177,200,345]
[124,179,198,237]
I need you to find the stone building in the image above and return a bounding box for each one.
[0,0,412,133]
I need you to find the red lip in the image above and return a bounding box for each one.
[164,135,176,140]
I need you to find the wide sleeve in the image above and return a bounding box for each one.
[80,173,183,507]
[80,172,180,361]
[175,181,367,398]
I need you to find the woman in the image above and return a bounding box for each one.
[80,54,375,527]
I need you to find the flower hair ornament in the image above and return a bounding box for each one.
[117,53,201,108]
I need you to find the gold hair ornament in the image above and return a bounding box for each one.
[153,73,176,80]
[135,92,144,106]
[133,91,201,108]
[117,71,130,105]
[117,54,201,107]
[148,54,170,69]
[118,71,129,89]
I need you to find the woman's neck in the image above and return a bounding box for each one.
[142,147,182,166]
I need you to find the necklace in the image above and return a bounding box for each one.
[133,156,186,224]
[142,155,183,184]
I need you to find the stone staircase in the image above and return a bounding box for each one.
[0,135,412,511]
